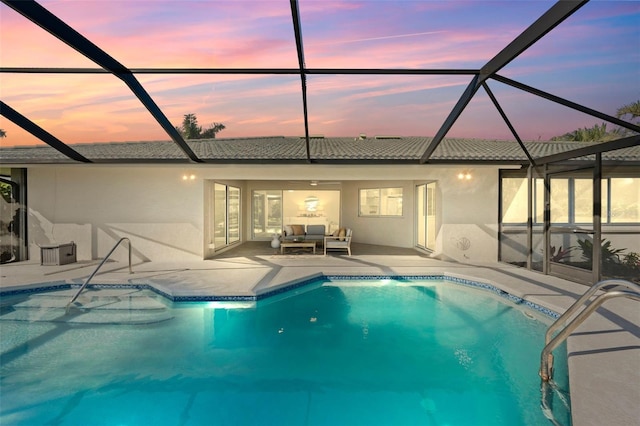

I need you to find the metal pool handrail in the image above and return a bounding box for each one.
[539,279,640,382]
[65,237,133,312]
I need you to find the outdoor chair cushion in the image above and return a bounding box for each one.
[306,225,325,236]
[324,228,352,256]
[291,224,305,235]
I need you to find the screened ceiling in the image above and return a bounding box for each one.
[0,0,639,164]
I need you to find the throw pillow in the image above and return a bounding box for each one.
[332,229,340,237]
[284,225,293,236]
[291,224,305,236]
[338,227,346,241]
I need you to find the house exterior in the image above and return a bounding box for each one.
[1,0,638,285]
[2,136,639,285]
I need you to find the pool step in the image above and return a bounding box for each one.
[0,289,173,325]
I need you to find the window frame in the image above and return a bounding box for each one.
[358,187,404,217]
[212,182,241,251]
[500,173,640,226]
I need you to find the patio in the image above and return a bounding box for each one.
[1,241,638,425]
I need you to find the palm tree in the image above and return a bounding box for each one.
[551,123,612,142]
[201,122,226,139]
[175,114,225,139]
[552,100,639,141]
[616,100,640,121]
[180,113,202,139]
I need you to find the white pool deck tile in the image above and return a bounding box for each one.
[1,242,638,426]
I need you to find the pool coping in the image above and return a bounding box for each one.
[0,272,561,320]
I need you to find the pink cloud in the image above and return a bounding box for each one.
[303,24,519,69]
[0,4,97,67]
[33,0,299,68]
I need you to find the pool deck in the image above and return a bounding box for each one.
[1,242,638,426]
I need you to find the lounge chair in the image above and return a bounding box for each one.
[324,228,352,256]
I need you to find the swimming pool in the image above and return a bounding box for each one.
[1,277,570,425]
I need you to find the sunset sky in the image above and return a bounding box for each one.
[1,0,638,147]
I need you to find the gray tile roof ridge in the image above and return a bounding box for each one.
[1,136,638,163]
[0,136,613,148]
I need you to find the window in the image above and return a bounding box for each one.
[252,190,282,238]
[501,177,529,224]
[547,177,636,225]
[252,190,341,239]
[501,176,639,225]
[359,187,403,217]
[609,178,640,223]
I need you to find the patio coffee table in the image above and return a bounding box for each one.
[280,241,316,255]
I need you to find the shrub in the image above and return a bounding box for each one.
[576,239,626,265]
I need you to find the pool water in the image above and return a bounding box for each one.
[0,278,570,425]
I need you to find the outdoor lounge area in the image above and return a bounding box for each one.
[1,0,639,425]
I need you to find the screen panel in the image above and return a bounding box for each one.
[35,0,299,68]
[306,74,467,137]
[299,0,554,69]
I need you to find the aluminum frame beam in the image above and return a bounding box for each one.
[2,0,202,163]
[534,135,640,165]
[420,0,589,164]
[3,0,633,168]
[482,82,536,166]
[0,101,91,162]
[419,75,481,163]
[479,0,588,81]
[492,75,640,134]
[1,67,480,76]
[290,0,311,162]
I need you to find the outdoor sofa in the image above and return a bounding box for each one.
[283,224,326,244]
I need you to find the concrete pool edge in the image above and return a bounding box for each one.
[0,272,562,320]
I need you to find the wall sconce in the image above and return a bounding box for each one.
[457,172,472,180]
[182,174,196,181]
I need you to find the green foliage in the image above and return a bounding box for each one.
[549,245,573,262]
[616,101,640,120]
[0,182,12,203]
[181,113,201,139]
[201,122,226,138]
[175,113,225,139]
[551,122,614,142]
[551,100,639,141]
[576,239,626,265]
[622,252,640,269]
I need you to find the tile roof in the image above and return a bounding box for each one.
[1,136,638,164]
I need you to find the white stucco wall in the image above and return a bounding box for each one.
[28,166,205,263]
[341,180,415,248]
[436,168,500,263]
[24,163,505,263]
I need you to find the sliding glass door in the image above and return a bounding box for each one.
[252,190,282,239]
[0,168,27,263]
[415,182,436,251]
[547,168,596,283]
[213,183,240,250]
